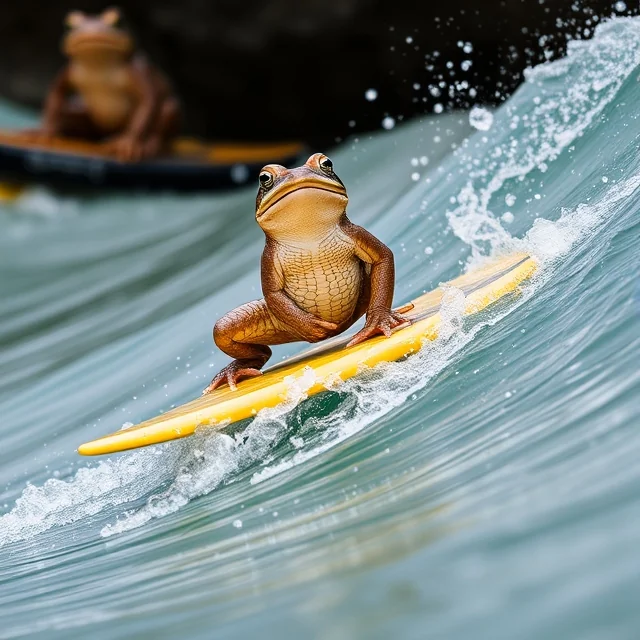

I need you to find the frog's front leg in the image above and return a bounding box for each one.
[140,97,181,158]
[107,60,161,161]
[341,220,411,347]
[203,299,297,394]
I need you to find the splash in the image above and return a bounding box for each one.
[100,366,321,536]
[14,186,81,219]
[0,445,184,546]
[249,287,471,487]
[518,172,640,267]
[447,18,640,259]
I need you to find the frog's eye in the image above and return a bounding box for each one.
[319,156,334,172]
[65,11,86,28]
[101,8,122,27]
[259,171,274,189]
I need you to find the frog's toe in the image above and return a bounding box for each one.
[142,136,162,159]
[227,367,263,391]
[202,363,263,394]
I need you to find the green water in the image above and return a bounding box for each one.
[1,17,639,639]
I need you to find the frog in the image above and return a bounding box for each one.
[203,153,413,393]
[34,8,180,161]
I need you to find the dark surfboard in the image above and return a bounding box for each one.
[0,131,304,192]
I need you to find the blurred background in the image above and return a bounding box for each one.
[2,0,637,143]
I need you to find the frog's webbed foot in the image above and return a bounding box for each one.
[346,308,411,347]
[107,134,145,162]
[20,127,56,141]
[141,135,163,159]
[202,360,264,394]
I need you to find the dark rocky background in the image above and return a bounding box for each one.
[0,0,636,145]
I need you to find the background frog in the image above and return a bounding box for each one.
[35,8,180,161]
[204,152,412,392]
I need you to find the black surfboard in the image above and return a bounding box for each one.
[0,132,304,192]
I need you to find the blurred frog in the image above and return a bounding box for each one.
[35,8,180,161]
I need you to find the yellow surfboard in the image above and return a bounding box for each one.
[0,181,26,203]
[78,253,536,456]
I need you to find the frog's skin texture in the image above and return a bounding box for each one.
[36,8,180,161]
[203,153,411,393]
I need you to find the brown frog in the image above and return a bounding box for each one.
[36,8,180,161]
[203,153,412,393]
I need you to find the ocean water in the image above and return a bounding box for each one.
[0,17,639,640]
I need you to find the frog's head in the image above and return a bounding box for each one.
[63,8,133,61]
[255,153,348,241]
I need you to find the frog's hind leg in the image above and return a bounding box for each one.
[58,98,104,139]
[203,299,297,393]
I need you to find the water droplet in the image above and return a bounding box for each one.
[230,164,249,183]
[232,519,243,528]
[615,1,627,12]
[434,103,443,114]
[502,212,514,224]
[365,88,378,101]
[405,36,413,44]
[469,106,494,131]
[505,193,517,206]
[411,172,420,181]
[382,116,396,130]
[602,176,609,183]
[424,246,434,255]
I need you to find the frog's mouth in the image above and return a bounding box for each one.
[257,178,347,219]
[65,32,133,57]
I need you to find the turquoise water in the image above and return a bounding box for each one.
[1,17,639,639]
